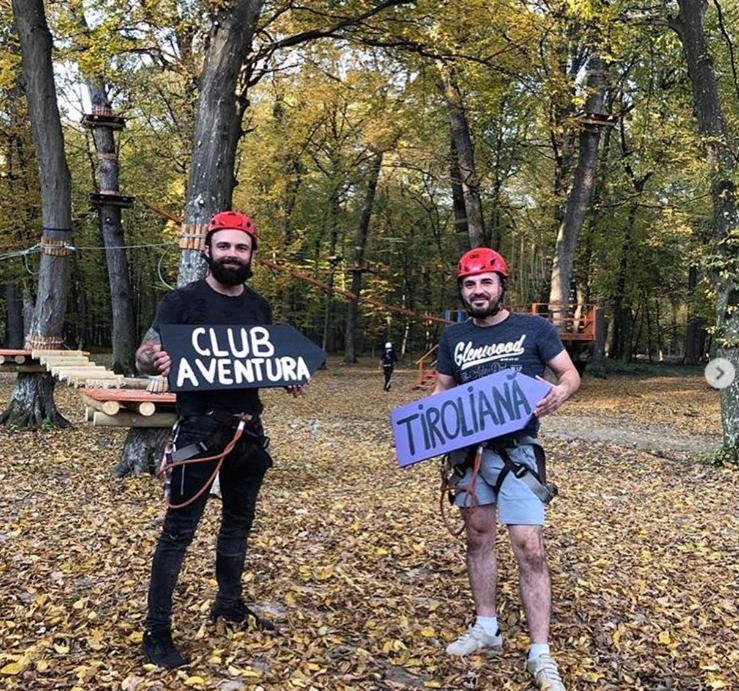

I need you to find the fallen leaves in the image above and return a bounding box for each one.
[0,365,736,690]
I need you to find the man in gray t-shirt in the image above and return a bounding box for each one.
[435,248,580,691]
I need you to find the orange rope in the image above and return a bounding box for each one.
[160,418,248,510]
[439,445,483,538]
[139,200,452,327]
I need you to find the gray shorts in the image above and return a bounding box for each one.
[449,444,545,526]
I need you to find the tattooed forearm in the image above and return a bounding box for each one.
[136,327,161,374]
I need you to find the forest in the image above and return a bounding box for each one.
[1,3,738,690]
[0,0,736,368]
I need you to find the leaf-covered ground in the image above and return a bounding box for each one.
[0,363,737,690]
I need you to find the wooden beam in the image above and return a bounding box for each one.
[32,349,88,359]
[122,400,157,416]
[78,379,124,389]
[120,377,154,390]
[92,410,176,428]
[0,364,47,374]
[39,357,91,366]
[81,392,121,416]
[69,375,124,387]
[54,367,109,380]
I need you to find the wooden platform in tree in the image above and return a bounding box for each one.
[81,388,177,427]
[0,349,37,368]
[0,349,126,388]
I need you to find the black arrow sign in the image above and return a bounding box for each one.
[160,324,326,392]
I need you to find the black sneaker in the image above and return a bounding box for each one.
[142,629,187,669]
[209,599,276,631]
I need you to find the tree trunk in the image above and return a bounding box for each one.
[321,189,341,354]
[5,0,72,429]
[549,30,582,239]
[684,265,705,364]
[449,138,470,254]
[437,61,484,248]
[591,307,607,377]
[22,283,34,336]
[344,152,383,363]
[178,0,264,285]
[0,373,67,428]
[277,160,304,321]
[674,0,739,451]
[114,428,170,478]
[549,55,607,308]
[122,0,263,463]
[85,74,137,374]
[588,114,615,378]
[4,282,24,348]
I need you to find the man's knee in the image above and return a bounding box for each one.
[464,508,496,552]
[510,528,546,570]
[160,524,197,549]
[220,504,257,539]
[160,506,203,548]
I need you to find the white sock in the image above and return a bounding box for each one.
[475,615,499,636]
[528,643,550,660]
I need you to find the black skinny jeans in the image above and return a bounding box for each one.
[145,415,271,632]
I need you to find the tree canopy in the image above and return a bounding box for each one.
[0,0,737,365]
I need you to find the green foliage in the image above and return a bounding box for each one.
[1,0,736,359]
[701,443,739,468]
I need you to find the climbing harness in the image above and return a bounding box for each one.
[439,437,558,538]
[439,444,484,537]
[158,412,267,510]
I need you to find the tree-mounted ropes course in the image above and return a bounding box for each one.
[140,200,452,327]
[140,200,599,387]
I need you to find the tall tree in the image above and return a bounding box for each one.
[437,61,485,248]
[3,283,23,348]
[549,53,608,308]
[72,7,137,374]
[671,0,739,454]
[178,0,264,285]
[344,150,383,362]
[1,0,72,429]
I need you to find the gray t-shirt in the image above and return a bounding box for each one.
[436,312,564,436]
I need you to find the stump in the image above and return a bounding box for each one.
[0,372,69,429]
[114,427,170,477]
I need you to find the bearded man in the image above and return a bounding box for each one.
[435,248,580,691]
[135,211,281,667]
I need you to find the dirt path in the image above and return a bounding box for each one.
[541,414,721,457]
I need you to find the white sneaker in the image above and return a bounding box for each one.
[445,623,502,657]
[526,653,566,691]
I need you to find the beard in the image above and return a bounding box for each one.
[462,293,503,319]
[207,255,253,285]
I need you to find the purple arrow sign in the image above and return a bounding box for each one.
[391,370,551,467]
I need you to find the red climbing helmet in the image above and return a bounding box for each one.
[206,211,258,248]
[457,247,508,279]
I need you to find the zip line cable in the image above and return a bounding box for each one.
[0,240,177,262]
[1,240,178,290]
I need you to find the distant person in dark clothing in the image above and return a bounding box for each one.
[381,342,397,391]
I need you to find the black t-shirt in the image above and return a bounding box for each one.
[436,312,564,436]
[152,280,273,417]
